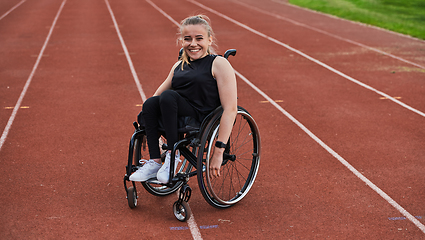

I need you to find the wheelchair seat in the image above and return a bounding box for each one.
[174,116,201,133]
[137,112,201,135]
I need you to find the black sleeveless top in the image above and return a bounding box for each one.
[172,55,221,121]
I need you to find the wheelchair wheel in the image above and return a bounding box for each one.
[197,107,260,208]
[173,201,191,222]
[129,135,193,196]
[127,186,138,208]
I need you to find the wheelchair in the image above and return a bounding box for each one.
[123,49,261,221]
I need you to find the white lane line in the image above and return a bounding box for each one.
[234,70,425,234]
[0,0,26,21]
[147,0,179,26]
[187,0,425,119]
[187,212,202,240]
[104,0,147,102]
[0,0,67,152]
[233,0,425,70]
[146,0,203,239]
[173,191,203,240]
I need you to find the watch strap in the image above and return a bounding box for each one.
[215,141,227,149]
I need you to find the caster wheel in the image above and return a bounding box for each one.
[127,186,137,209]
[173,201,191,222]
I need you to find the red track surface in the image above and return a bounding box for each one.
[1,0,424,239]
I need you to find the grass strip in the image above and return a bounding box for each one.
[288,0,425,40]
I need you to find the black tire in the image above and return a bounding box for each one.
[197,107,261,208]
[173,201,191,222]
[127,186,137,209]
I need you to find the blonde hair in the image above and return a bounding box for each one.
[178,15,216,70]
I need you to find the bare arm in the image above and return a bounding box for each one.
[153,61,181,97]
[209,56,237,179]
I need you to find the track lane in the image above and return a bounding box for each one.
[104,0,202,238]
[1,0,424,238]
[232,0,425,70]
[191,0,425,114]
[239,0,425,67]
[0,0,175,238]
[0,0,65,144]
[0,0,25,21]
[142,0,424,236]
[188,0,425,231]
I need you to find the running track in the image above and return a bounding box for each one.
[1,0,424,239]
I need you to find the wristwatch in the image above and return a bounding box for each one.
[215,141,227,149]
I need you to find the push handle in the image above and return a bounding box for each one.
[224,49,236,59]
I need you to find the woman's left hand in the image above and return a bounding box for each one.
[209,148,224,179]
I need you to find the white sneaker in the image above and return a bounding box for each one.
[129,160,162,182]
[157,151,181,184]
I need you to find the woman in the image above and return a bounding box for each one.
[130,15,237,183]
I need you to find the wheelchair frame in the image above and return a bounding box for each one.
[123,50,261,221]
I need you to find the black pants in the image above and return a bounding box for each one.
[141,90,199,159]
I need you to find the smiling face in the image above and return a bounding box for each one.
[181,24,212,61]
